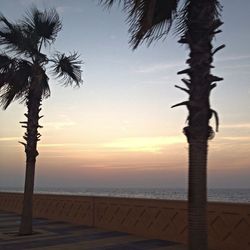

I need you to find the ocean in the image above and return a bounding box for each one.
[1,187,250,203]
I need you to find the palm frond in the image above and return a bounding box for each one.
[0,13,39,56]
[174,1,189,36]
[51,52,82,86]
[99,0,123,9]
[129,0,179,49]
[0,59,32,109]
[0,70,5,88]
[99,0,179,49]
[0,53,13,88]
[175,0,222,36]
[40,70,50,99]
[22,6,62,46]
[0,73,5,88]
[0,53,13,74]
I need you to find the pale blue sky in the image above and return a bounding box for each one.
[0,0,249,188]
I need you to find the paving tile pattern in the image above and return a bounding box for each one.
[0,211,186,250]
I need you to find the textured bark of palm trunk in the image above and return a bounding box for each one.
[19,66,43,235]
[19,93,41,235]
[184,1,221,249]
[19,157,36,235]
[188,141,208,250]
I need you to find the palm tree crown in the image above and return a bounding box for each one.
[101,0,221,50]
[0,6,82,109]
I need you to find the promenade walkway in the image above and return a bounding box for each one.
[0,211,186,250]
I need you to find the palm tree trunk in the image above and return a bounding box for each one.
[19,67,43,235]
[188,141,208,250]
[178,1,222,249]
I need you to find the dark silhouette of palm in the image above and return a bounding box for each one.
[100,1,224,250]
[0,7,82,235]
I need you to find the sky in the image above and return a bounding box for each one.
[0,0,249,189]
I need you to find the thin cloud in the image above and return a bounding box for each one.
[99,164,180,171]
[38,136,186,153]
[220,64,250,70]
[0,137,19,142]
[135,54,250,74]
[39,143,81,148]
[20,0,41,6]
[43,121,76,130]
[221,123,250,129]
[217,54,250,62]
[220,136,250,141]
[56,6,84,14]
[102,136,185,153]
[135,62,183,74]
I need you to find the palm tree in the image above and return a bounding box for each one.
[0,7,82,235]
[99,1,224,249]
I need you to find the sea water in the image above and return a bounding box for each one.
[1,187,250,203]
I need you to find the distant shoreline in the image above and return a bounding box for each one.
[1,187,249,203]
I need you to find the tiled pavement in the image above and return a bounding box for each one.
[0,211,186,250]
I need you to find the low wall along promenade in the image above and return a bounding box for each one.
[0,192,249,250]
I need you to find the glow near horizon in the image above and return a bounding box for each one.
[0,0,249,188]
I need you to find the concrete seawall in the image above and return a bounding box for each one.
[0,192,249,250]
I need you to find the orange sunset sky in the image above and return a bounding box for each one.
[0,0,249,189]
